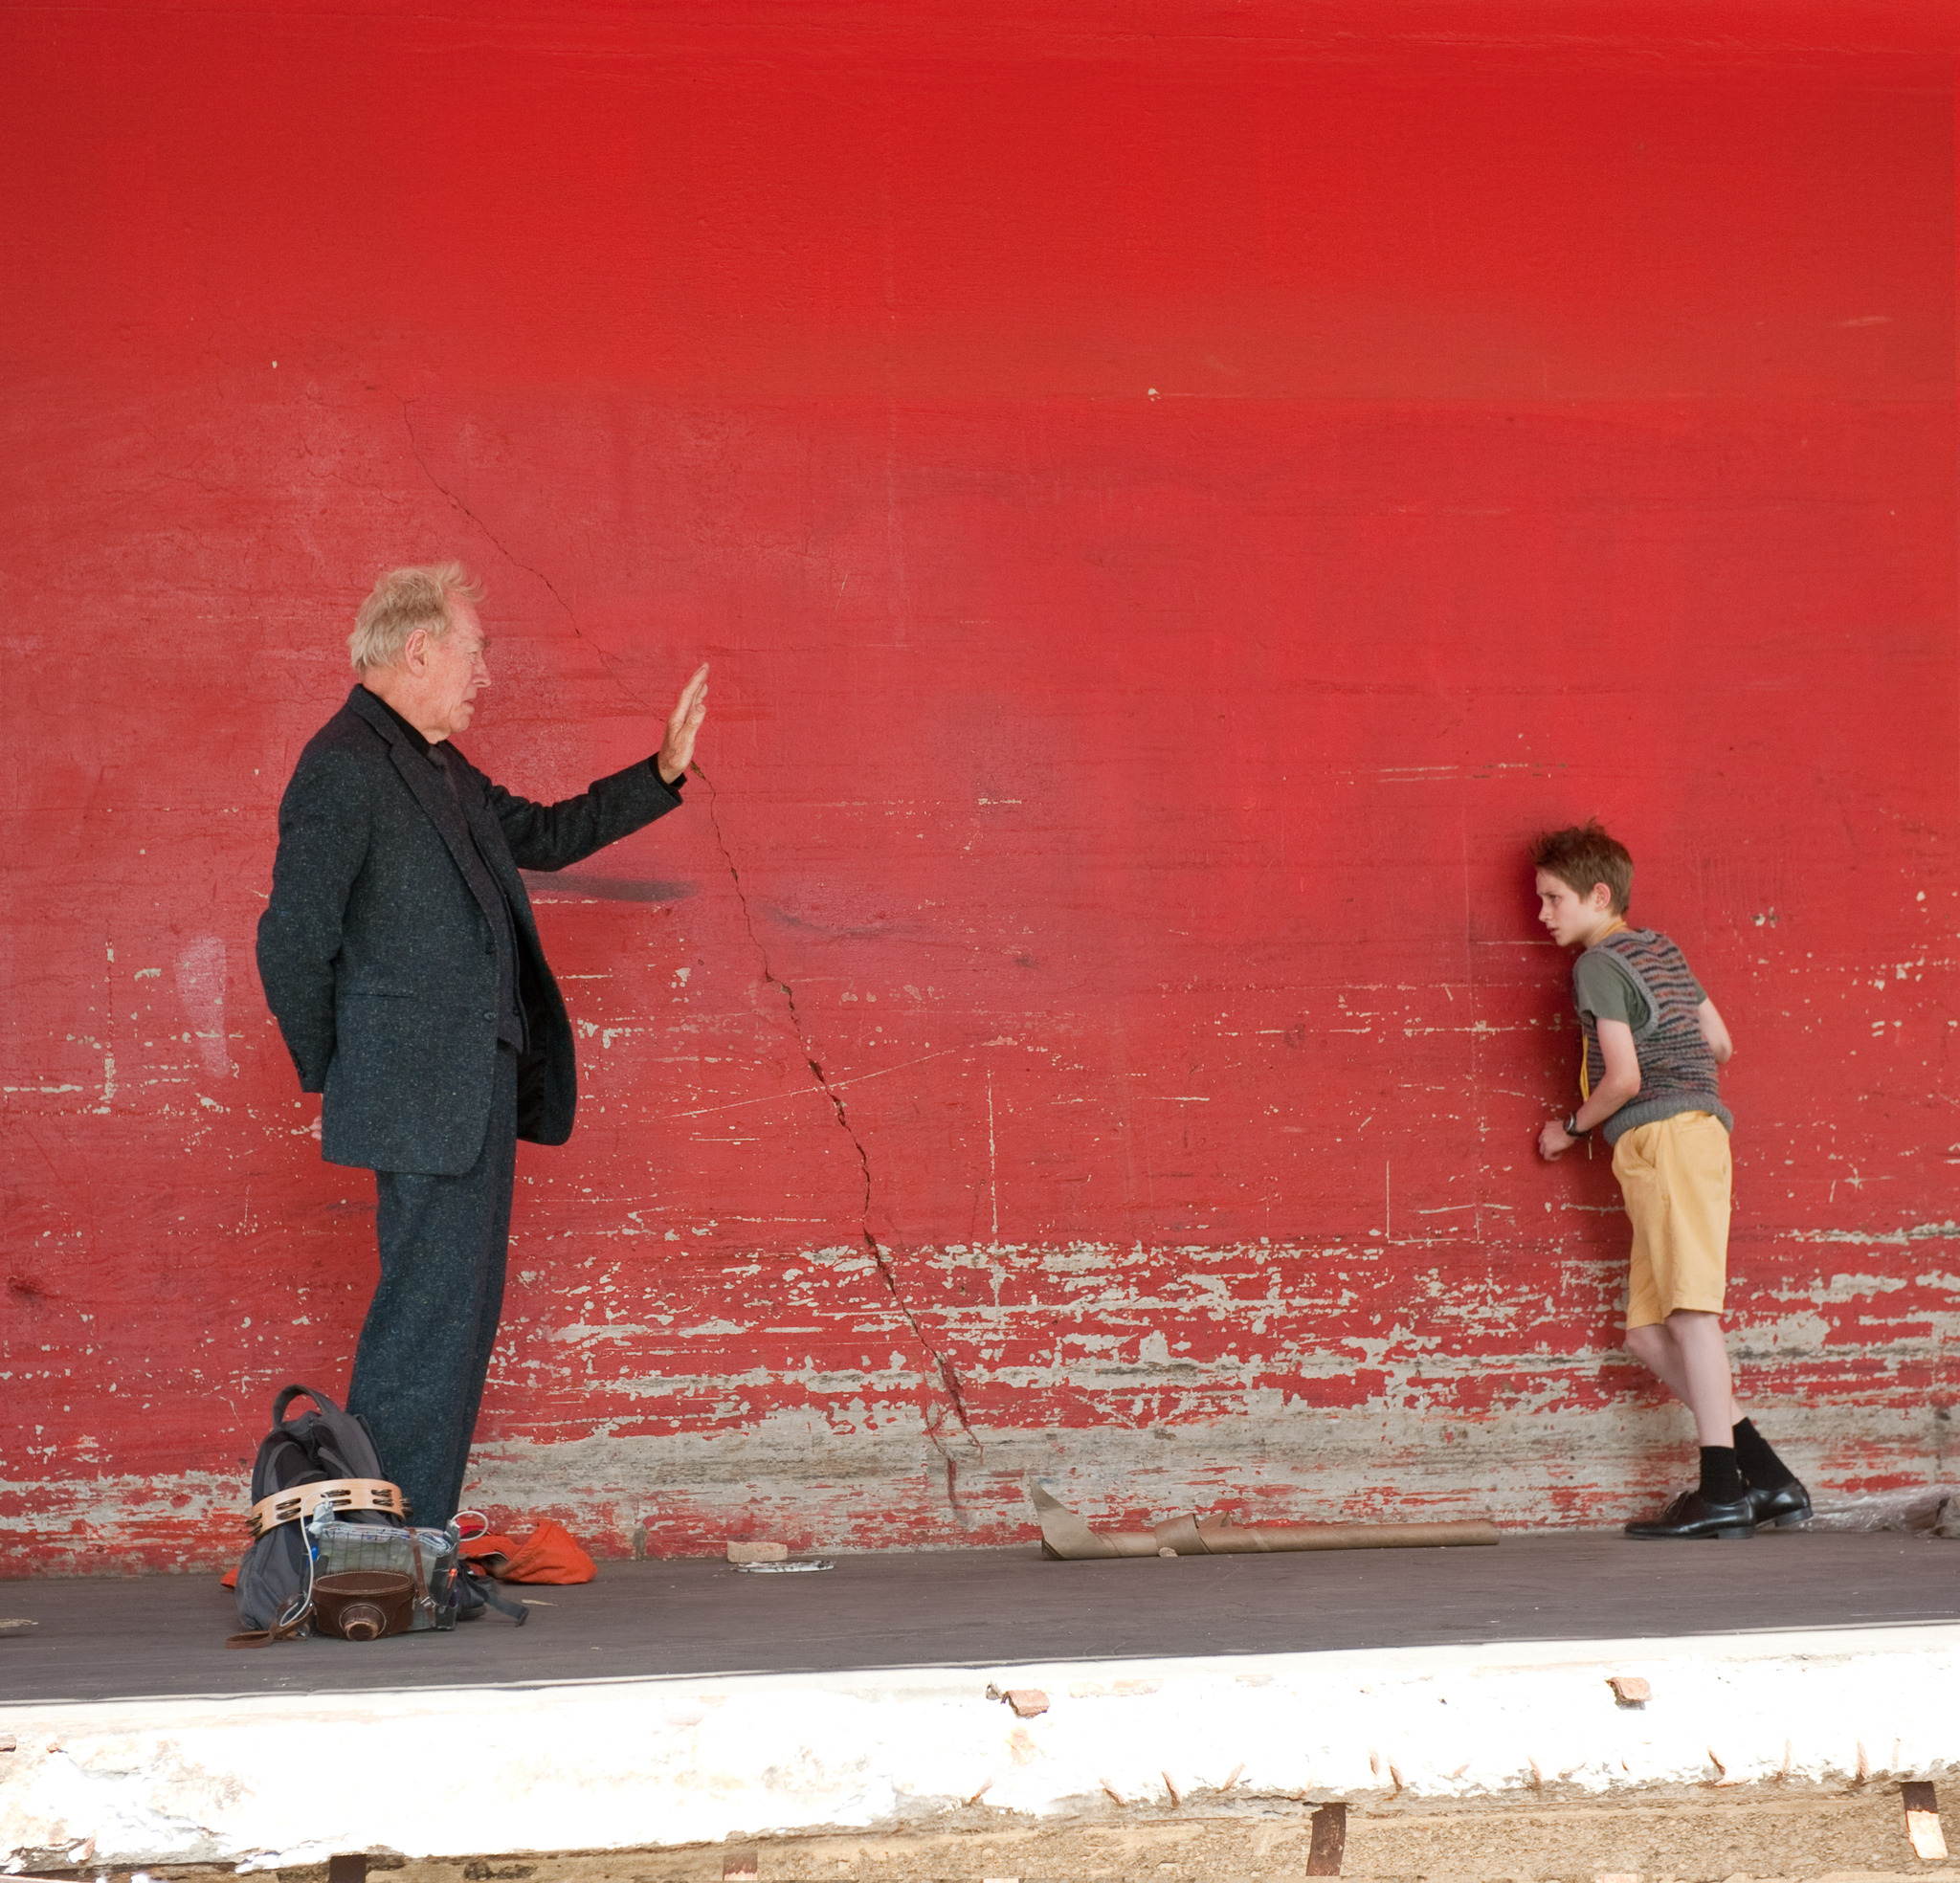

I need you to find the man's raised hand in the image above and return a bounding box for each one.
[657,663,710,784]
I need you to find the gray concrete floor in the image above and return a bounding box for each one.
[1,1530,1954,1706]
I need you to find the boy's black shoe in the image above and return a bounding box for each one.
[1746,1477,1812,1530]
[1624,1489,1756,1540]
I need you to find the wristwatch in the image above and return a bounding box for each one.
[1565,1112,1592,1139]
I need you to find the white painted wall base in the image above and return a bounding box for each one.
[4,1626,1956,1870]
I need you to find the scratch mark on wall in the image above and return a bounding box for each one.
[398,399,654,714]
[1459,804,1486,1239]
[675,1046,961,1120]
[988,1065,1000,1242]
[91,938,118,1115]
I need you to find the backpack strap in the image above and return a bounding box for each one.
[271,1384,344,1425]
[227,1582,314,1650]
[226,1606,311,1650]
[463,1562,530,1625]
[405,1525,444,1629]
[247,1476,408,1540]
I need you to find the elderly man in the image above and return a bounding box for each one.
[258,564,707,1525]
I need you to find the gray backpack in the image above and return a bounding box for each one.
[230,1385,523,1643]
[232,1384,409,1635]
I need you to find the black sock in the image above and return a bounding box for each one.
[1699,1445,1746,1503]
[1732,1417,1795,1490]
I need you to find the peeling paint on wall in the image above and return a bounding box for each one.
[174,939,232,1078]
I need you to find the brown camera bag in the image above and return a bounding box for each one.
[310,1569,416,1642]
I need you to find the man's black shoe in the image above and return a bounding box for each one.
[1624,1489,1756,1540]
[1746,1477,1812,1530]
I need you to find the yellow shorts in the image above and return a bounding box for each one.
[1613,1110,1732,1329]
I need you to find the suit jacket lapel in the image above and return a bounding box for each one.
[445,749,544,943]
[347,688,509,935]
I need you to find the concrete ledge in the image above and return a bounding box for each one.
[4,1625,1957,1870]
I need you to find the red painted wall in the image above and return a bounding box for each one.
[3,2,1954,1569]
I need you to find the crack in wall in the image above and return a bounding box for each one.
[696,764,982,1503]
[398,400,652,713]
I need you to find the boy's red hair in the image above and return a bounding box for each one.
[1530,821,1634,914]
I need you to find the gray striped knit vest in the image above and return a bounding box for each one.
[1578,928,1733,1145]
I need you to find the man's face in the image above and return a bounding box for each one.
[1535,869,1613,947]
[416,599,491,741]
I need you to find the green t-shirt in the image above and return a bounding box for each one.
[1574,946,1705,1035]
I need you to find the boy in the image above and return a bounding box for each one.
[1530,822,1808,1540]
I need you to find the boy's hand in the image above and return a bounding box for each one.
[1537,1119,1575,1161]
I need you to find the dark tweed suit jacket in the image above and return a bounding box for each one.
[257,686,681,1174]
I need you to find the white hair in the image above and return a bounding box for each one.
[347,564,484,674]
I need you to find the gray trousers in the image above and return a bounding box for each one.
[347,1045,518,1525]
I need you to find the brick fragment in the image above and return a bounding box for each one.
[725,1541,789,1564]
[1003,1688,1050,1717]
[1607,1675,1651,1706]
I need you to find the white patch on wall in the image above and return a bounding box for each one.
[175,937,232,1075]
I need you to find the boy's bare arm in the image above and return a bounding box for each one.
[1537,1019,1640,1161]
[1697,997,1733,1064]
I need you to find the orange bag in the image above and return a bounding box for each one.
[459,1518,596,1584]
